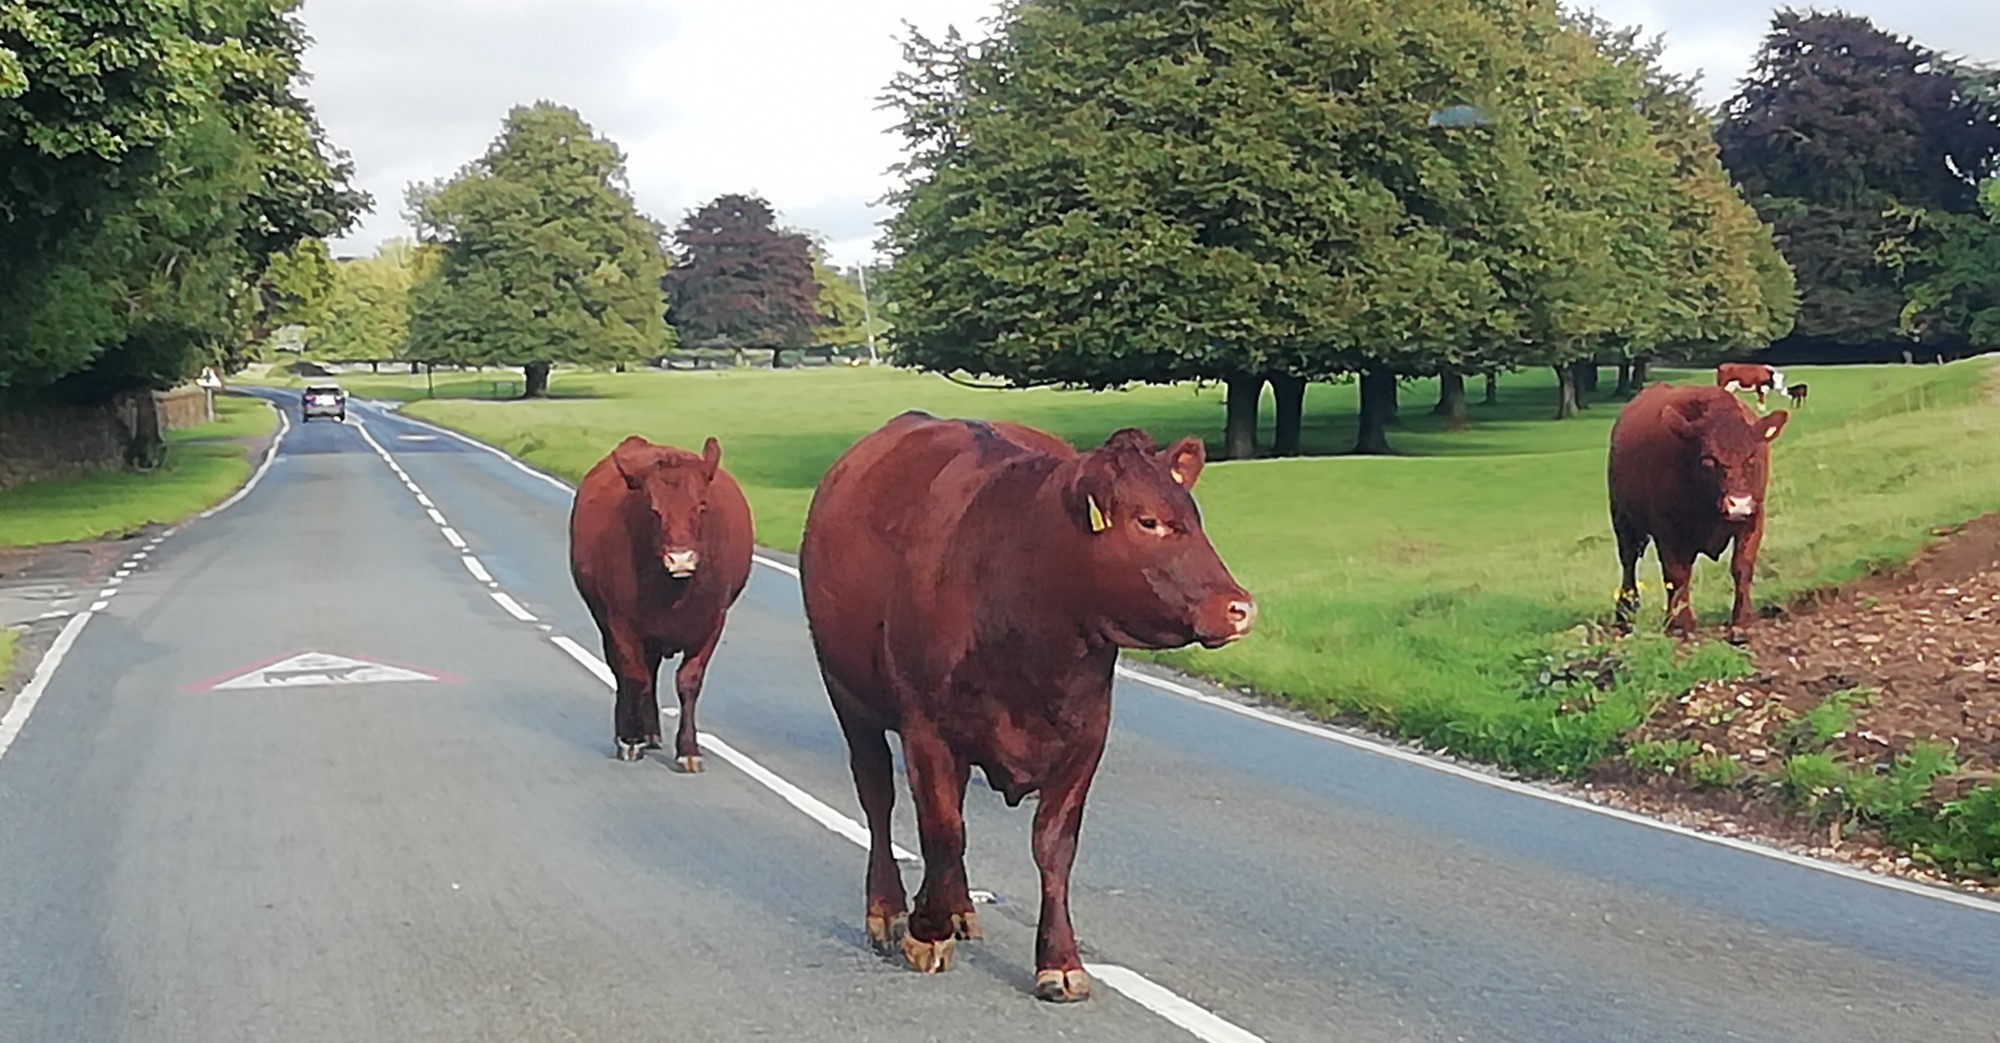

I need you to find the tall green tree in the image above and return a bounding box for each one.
[0,0,365,405]
[665,193,821,367]
[406,102,671,397]
[1715,11,2000,350]
[315,239,434,367]
[811,251,876,355]
[1883,179,2000,347]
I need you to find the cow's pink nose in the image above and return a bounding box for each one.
[1226,598,1257,635]
[1723,496,1757,519]
[663,549,700,576]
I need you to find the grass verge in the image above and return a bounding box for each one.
[0,394,278,548]
[261,359,2000,778]
[0,628,17,687]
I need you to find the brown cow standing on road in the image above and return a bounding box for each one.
[1610,385,1789,639]
[799,413,1256,1003]
[570,435,753,768]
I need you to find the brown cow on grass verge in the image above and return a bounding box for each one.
[1784,383,1808,407]
[798,413,1256,1003]
[570,435,753,768]
[1610,385,1788,640]
[1715,362,1785,407]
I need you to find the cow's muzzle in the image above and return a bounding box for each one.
[1723,496,1758,521]
[1194,593,1258,648]
[663,549,700,578]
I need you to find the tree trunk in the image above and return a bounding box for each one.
[1553,364,1579,419]
[1483,371,1499,406]
[370,360,380,374]
[1632,356,1650,388]
[1269,373,1306,457]
[1353,369,1395,455]
[123,390,167,470]
[523,361,551,399]
[1615,361,1633,397]
[1384,373,1401,425]
[1223,373,1265,461]
[1575,361,1599,394]
[409,361,421,375]
[1435,370,1470,430]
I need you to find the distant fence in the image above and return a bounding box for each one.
[0,384,215,492]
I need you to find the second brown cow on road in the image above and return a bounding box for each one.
[798,412,1255,1003]
[569,435,753,768]
[1609,384,1789,639]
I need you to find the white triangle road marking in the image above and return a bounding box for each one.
[207,651,440,690]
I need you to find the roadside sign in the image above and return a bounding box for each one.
[196,366,223,389]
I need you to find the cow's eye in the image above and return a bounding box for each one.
[1701,456,1720,469]
[1137,516,1162,532]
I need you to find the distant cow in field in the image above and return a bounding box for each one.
[570,435,753,767]
[1784,383,1808,407]
[798,413,1256,1003]
[1609,385,1789,639]
[1715,362,1785,407]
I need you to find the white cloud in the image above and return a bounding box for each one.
[299,0,2000,266]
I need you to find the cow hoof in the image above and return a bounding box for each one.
[1034,968,1092,1003]
[951,909,982,941]
[901,934,955,974]
[865,912,908,953]
[1726,626,1753,646]
[615,741,646,762]
[673,754,704,774]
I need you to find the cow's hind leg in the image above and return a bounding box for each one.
[601,625,659,762]
[835,701,908,954]
[901,725,975,974]
[1612,514,1649,631]
[667,625,723,774]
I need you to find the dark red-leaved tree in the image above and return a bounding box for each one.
[665,193,822,367]
[1715,10,2000,349]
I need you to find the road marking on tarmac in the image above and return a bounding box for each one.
[192,651,447,691]
[353,408,1269,1043]
[379,403,2000,918]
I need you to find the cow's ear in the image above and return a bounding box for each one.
[1662,405,1698,441]
[1758,410,1790,443]
[1163,436,1205,489]
[611,436,653,489]
[1066,470,1115,536]
[700,437,721,480]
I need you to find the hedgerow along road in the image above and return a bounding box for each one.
[1,390,1996,1043]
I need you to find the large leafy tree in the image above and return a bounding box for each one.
[1715,11,2000,350]
[665,193,821,367]
[406,102,671,397]
[812,251,876,355]
[0,0,366,407]
[1883,178,2000,347]
[315,239,435,367]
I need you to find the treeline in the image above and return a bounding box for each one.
[0,1,365,459]
[879,3,2000,456]
[291,104,885,396]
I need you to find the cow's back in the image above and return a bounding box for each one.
[800,413,1060,721]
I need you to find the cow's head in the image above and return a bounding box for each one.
[1664,400,1788,522]
[1063,428,1256,650]
[611,435,723,579]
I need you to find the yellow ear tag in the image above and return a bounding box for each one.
[1087,495,1111,533]
[1170,469,1185,485]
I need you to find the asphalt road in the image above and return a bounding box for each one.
[2,389,1998,1043]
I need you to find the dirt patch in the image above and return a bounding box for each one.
[1588,511,2000,887]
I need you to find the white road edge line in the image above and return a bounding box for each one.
[0,398,291,767]
[490,591,537,622]
[461,556,494,583]
[1087,965,1265,1043]
[373,400,2000,915]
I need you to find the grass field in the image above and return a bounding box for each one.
[251,359,2000,775]
[0,394,279,548]
[0,628,16,686]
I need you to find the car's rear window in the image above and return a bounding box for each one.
[305,386,342,395]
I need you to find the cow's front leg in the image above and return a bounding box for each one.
[1029,743,1108,1003]
[900,728,974,974]
[601,626,659,762]
[1659,551,1698,637]
[1727,523,1765,642]
[668,625,724,774]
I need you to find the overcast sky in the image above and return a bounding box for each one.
[298,1,1998,266]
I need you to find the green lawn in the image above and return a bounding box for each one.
[0,628,17,686]
[0,394,279,548]
[257,360,2000,775]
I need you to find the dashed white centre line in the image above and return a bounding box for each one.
[461,556,494,583]
[490,591,537,622]
[416,493,435,508]
[440,527,467,550]
[426,508,448,526]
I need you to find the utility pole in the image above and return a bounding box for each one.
[857,262,880,367]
